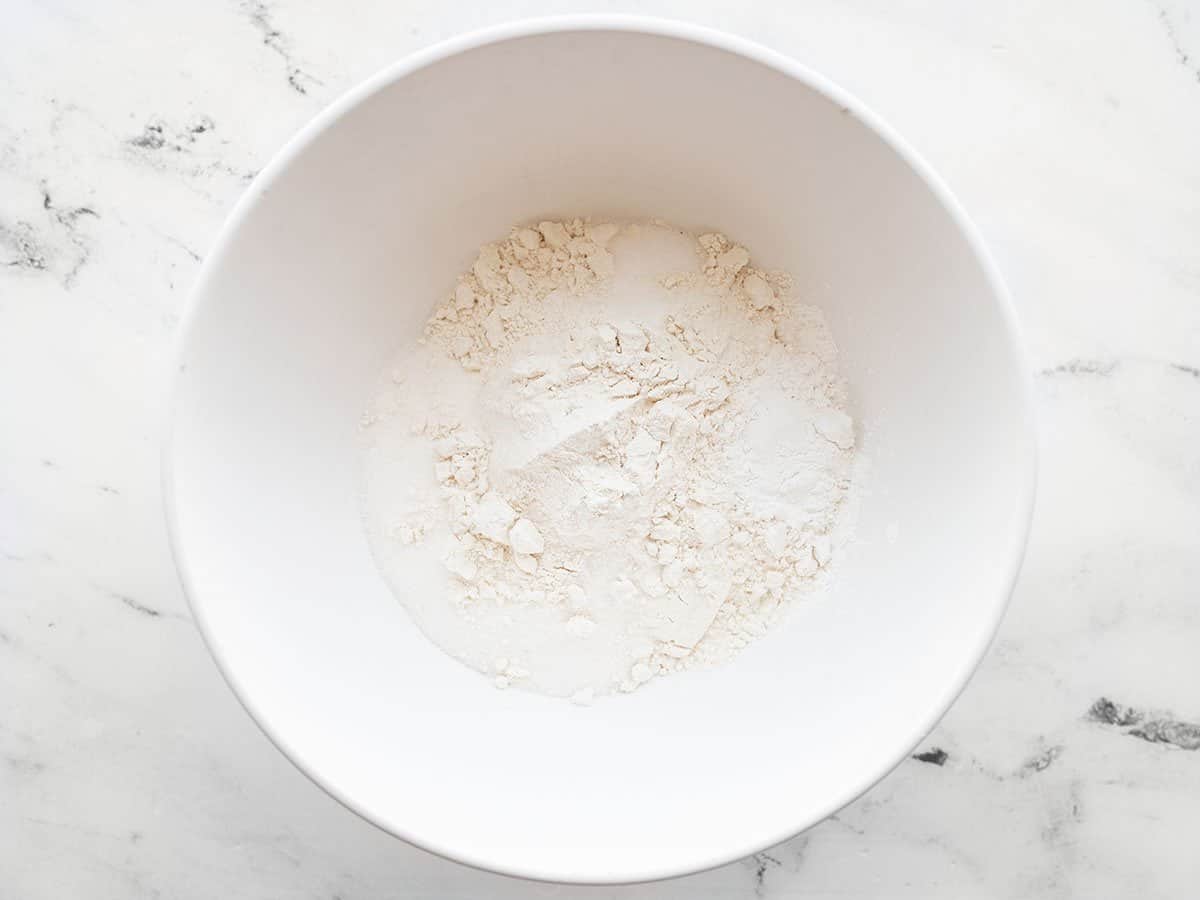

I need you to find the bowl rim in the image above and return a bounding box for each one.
[163,13,1038,885]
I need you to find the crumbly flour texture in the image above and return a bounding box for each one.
[362,219,858,702]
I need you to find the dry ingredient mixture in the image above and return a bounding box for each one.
[361,219,859,702]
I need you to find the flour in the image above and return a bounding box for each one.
[362,219,859,700]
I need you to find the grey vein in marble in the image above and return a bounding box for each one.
[1019,745,1064,774]
[1040,358,1121,377]
[0,191,97,287]
[109,592,165,619]
[1170,361,1200,378]
[912,746,950,766]
[0,219,48,272]
[1089,697,1200,750]
[748,851,786,898]
[1153,1,1200,84]
[1040,356,1200,382]
[39,185,99,285]
[123,115,257,185]
[240,0,323,95]
[126,116,215,154]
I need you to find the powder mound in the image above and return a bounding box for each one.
[425,218,617,371]
[362,219,859,700]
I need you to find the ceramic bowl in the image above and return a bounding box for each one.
[165,17,1036,884]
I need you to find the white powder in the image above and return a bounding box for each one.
[361,219,859,700]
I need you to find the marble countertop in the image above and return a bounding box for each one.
[3,1,1199,897]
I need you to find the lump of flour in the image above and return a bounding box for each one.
[361,219,859,701]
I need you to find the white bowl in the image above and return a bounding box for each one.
[165,17,1036,884]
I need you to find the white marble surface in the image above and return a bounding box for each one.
[3,0,1199,896]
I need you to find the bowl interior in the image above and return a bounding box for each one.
[169,24,1034,883]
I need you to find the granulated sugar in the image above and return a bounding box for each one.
[361,219,859,701]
